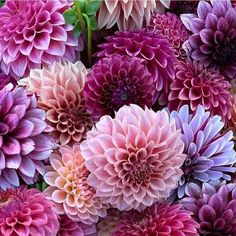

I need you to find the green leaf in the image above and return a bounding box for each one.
[42,182,48,191]
[89,16,97,30]
[85,0,101,16]
[63,9,77,25]
[0,0,5,7]
[76,0,86,13]
[73,20,81,38]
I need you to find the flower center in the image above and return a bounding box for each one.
[130,162,151,185]
[0,189,15,208]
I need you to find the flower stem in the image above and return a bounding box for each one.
[74,0,86,32]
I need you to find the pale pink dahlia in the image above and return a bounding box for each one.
[44,145,107,224]
[19,61,93,145]
[0,0,83,78]
[81,104,186,211]
[0,187,59,236]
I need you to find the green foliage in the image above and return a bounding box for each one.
[85,0,101,16]
[0,0,5,7]
[63,9,77,24]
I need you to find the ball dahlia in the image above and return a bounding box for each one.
[168,61,232,122]
[97,30,175,104]
[80,104,186,211]
[112,202,199,236]
[0,0,83,78]
[147,12,189,60]
[0,87,53,190]
[181,182,236,235]
[44,144,107,223]
[170,105,236,199]
[181,0,236,80]
[0,187,59,236]
[84,55,155,120]
[19,61,93,145]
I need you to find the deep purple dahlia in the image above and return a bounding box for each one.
[0,87,53,189]
[169,0,199,15]
[96,30,176,105]
[83,55,155,120]
[181,182,236,235]
[181,0,236,80]
[170,105,236,199]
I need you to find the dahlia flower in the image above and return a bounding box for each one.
[0,187,59,236]
[181,0,236,80]
[58,215,97,236]
[112,202,199,236]
[170,105,236,199]
[84,55,155,120]
[97,30,176,104]
[147,12,189,60]
[0,87,53,190]
[44,144,107,223]
[169,0,199,15]
[19,61,93,145]
[181,182,236,235]
[80,104,186,211]
[168,61,232,122]
[0,70,16,90]
[0,0,83,78]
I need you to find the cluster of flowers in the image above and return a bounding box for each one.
[0,0,236,235]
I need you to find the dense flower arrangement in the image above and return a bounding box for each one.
[0,0,236,235]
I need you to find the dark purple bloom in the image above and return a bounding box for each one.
[169,0,199,15]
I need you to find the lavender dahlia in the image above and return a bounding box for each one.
[181,0,236,80]
[84,55,155,120]
[170,105,236,199]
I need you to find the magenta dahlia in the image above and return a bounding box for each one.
[181,0,236,80]
[168,60,232,122]
[0,187,59,236]
[0,0,83,78]
[112,202,199,236]
[0,87,53,189]
[97,30,176,104]
[81,104,186,211]
[84,55,155,120]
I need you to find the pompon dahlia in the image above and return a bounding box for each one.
[80,104,186,211]
[147,12,189,60]
[0,187,59,236]
[170,105,236,199]
[97,30,176,104]
[58,215,97,236]
[19,61,93,145]
[84,55,155,120]
[0,87,53,190]
[0,0,83,78]
[168,61,232,122]
[112,202,199,236]
[181,182,236,235]
[44,144,107,223]
[181,0,236,80]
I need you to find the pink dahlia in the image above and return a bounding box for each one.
[0,0,83,78]
[147,12,189,60]
[84,55,155,120]
[168,61,232,122]
[19,61,93,145]
[81,104,186,211]
[44,145,107,223]
[97,30,176,104]
[112,202,199,236]
[0,187,59,236]
[0,87,53,190]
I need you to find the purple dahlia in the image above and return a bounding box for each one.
[96,30,176,105]
[170,105,236,199]
[0,0,83,78]
[0,70,16,90]
[169,0,199,15]
[0,87,53,189]
[181,0,236,80]
[83,55,155,120]
[181,182,236,235]
[168,60,232,123]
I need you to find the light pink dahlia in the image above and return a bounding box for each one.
[0,187,59,236]
[19,61,93,145]
[44,145,107,224]
[80,104,186,211]
[0,0,83,78]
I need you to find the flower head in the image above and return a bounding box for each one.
[0,187,59,236]
[81,104,186,211]
[0,0,83,78]
[84,55,155,120]
[169,0,199,15]
[44,144,107,223]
